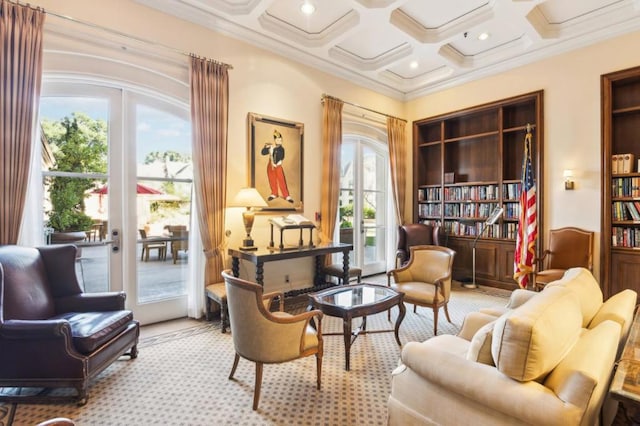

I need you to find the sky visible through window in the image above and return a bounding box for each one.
[39,97,191,162]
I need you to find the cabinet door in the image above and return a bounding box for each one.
[610,252,640,296]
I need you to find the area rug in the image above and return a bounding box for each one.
[1,285,509,426]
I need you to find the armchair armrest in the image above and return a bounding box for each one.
[505,288,537,309]
[400,340,584,425]
[54,292,126,313]
[263,291,285,311]
[0,318,71,339]
[457,311,498,341]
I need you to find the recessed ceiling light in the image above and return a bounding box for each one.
[300,2,316,15]
[410,61,419,69]
[478,32,490,41]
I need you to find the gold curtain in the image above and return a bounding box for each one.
[387,117,407,226]
[319,96,343,244]
[190,57,229,287]
[0,1,44,245]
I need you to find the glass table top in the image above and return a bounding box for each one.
[311,284,397,308]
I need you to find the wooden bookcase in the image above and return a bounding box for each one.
[601,66,640,298]
[413,91,544,290]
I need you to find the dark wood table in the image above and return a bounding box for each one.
[609,308,640,422]
[228,242,353,287]
[308,283,405,371]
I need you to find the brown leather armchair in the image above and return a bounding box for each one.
[0,244,139,405]
[533,227,594,291]
[396,223,444,267]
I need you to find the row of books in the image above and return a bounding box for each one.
[417,187,442,202]
[612,226,640,248]
[612,177,640,198]
[612,153,636,174]
[444,185,498,201]
[503,203,521,220]
[443,203,500,218]
[418,183,524,202]
[441,221,520,239]
[418,204,442,217]
[444,221,501,238]
[612,201,640,221]
[503,182,522,200]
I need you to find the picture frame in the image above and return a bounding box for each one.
[248,113,304,211]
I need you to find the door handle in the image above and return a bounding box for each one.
[110,229,120,253]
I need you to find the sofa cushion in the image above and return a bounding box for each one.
[52,310,134,354]
[545,267,602,328]
[467,319,496,365]
[492,286,582,382]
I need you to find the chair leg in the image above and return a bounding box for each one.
[253,362,263,410]
[433,307,439,336]
[316,353,322,390]
[140,248,144,261]
[444,303,452,324]
[413,305,417,313]
[229,353,240,380]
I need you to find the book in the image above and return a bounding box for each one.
[623,153,635,173]
[612,154,619,174]
[269,214,314,228]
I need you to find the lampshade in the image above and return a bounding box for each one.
[563,170,574,179]
[229,188,268,208]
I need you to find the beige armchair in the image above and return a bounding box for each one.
[534,227,594,291]
[221,270,323,410]
[387,245,456,335]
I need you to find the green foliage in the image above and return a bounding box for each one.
[340,220,353,229]
[363,206,376,219]
[340,203,354,218]
[44,113,107,232]
[144,150,191,164]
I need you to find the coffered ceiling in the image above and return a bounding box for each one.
[135,0,640,100]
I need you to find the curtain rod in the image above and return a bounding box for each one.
[322,94,406,123]
[26,1,233,69]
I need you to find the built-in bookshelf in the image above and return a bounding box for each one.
[601,66,640,298]
[414,91,544,289]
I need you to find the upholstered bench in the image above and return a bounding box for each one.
[205,282,229,333]
[323,263,362,284]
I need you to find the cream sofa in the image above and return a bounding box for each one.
[387,268,637,426]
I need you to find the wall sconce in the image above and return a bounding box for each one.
[563,170,575,190]
[228,187,268,250]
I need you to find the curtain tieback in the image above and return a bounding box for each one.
[204,248,222,258]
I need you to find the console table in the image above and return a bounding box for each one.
[228,242,353,290]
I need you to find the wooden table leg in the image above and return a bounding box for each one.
[394,295,406,346]
[343,315,352,371]
[232,257,240,277]
[256,261,264,285]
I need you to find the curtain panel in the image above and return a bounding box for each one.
[387,117,407,226]
[189,57,229,315]
[319,97,343,246]
[0,1,44,244]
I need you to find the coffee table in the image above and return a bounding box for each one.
[308,283,405,371]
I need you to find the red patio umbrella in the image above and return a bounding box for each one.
[93,183,163,195]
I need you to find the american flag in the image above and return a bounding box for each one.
[513,130,537,288]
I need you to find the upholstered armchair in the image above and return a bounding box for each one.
[534,227,594,291]
[387,245,456,335]
[396,223,444,267]
[0,245,139,405]
[222,270,323,410]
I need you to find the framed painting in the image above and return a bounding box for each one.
[248,113,303,211]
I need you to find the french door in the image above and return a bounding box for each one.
[40,83,191,324]
[338,136,388,276]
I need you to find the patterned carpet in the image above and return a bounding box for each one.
[0,284,509,426]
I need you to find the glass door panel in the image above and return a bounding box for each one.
[338,138,388,276]
[40,94,114,293]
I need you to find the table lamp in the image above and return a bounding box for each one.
[229,187,268,250]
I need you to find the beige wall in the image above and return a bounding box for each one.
[30,0,640,285]
[407,30,640,281]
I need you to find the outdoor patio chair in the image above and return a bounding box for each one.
[139,229,167,261]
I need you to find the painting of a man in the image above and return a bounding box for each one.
[261,129,293,203]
